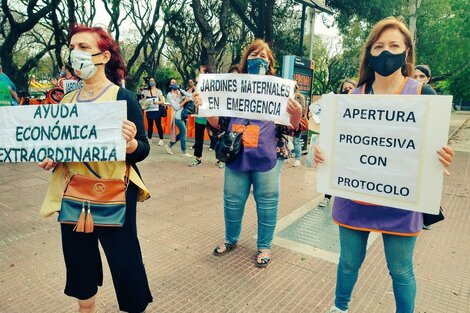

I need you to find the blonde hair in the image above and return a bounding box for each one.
[239,39,275,75]
[358,17,415,86]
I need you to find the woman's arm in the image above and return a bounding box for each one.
[207,117,220,129]
[193,90,219,128]
[167,92,181,111]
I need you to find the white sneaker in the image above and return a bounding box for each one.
[318,197,331,208]
[148,138,152,144]
[157,139,164,146]
[164,144,173,155]
[293,160,301,167]
[182,153,193,158]
[326,306,348,313]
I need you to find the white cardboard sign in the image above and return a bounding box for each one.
[197,73,296,126]
[0,101,127,163]
[317,94,452,214]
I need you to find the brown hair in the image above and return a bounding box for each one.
[228,64,240,73]
[358,17,415,86]
[338,78,357,93]
[200,64,214,74]
[239,39,275,75]
[415,64,431,78]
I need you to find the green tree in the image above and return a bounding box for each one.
[415,0,469,100]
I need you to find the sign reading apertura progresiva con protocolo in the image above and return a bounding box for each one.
[316,94,452,214]
[196,73,296,126]
[0,101,127,163]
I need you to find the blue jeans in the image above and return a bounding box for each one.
[170,119,187,153]
[223,160,283,250]
[335,226,417,313]
[293,136,302,160]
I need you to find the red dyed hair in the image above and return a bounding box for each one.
[69,25,127,86]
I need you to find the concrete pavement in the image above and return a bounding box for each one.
[0,112,469,313]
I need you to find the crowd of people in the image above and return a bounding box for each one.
[28,16,455,313]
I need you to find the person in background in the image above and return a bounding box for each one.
[186,78,196,93]
[194,39,302,268]
[0,65,19,105]
[228,64,240,74]
[58,64,78,89]
[144,77,166,146]
[414,64,431,84]
[186,78,197,150]
[292,84,307,167]
[414,64,436,230]
[164,78,193,157]
[314,17,454,313]
[38,25,152,313]
[189,65,213,167]
[0,78,13,106]
[338,78,357,94]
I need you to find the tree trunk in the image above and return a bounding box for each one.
[67,0,77,29]
[409,0,422,44]
[264,0,274,43]
[193,0,229,67]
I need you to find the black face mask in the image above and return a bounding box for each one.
[369,50,406,77]
[340,89,350,94]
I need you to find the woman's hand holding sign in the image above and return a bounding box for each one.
[194,90,220,129]
[313,144,325,168]
[38,158,58,171]
[193,91,201,108]
[287,97,302,130]
[437,146,454,176]
[122,120,138,153]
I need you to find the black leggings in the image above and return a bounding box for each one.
[146,111,163,140]
[194,122,206,158]
[61,183,153,313]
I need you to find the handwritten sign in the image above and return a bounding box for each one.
[317,94,452,214]
[63,80,83,94]
[0,101,127,163]
[197,73,296,126]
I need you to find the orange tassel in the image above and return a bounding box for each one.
[73,207,86,232]
[85,208,94,233]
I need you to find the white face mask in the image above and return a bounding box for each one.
[70,50,103,80]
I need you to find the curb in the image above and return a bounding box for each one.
[449,117,470,140]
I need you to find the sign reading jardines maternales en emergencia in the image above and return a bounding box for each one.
[197,73,296,126]
[0,101,127,163]
[316,94,452,215]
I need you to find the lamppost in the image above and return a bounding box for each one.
[294,0,333,57]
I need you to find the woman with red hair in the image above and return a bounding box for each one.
[38,25,152,313]
[195,39,302,268]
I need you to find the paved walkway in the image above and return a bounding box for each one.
[0,113,469,313]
